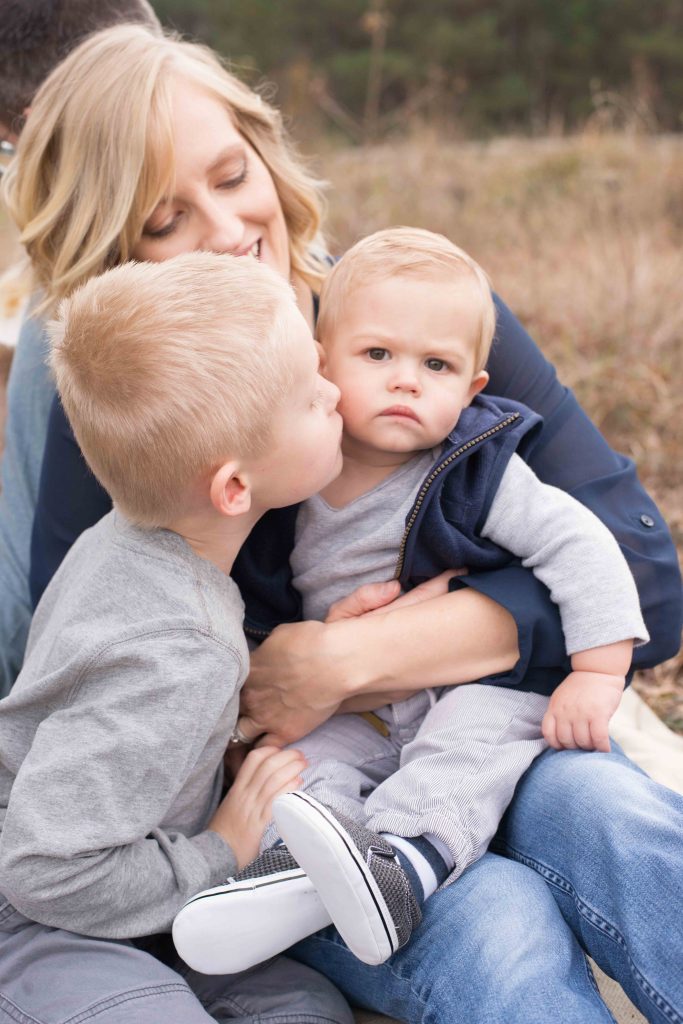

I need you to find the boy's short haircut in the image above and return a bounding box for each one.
[0,0,160,131]
[49,252,297,528]
[317,227,496,373]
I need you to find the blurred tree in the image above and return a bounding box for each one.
[151,0,683,139]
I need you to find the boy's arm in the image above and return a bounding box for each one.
[0,630,242,937]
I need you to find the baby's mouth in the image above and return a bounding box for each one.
[380,405,420,423]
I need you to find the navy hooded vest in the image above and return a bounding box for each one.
[232,394,542,642]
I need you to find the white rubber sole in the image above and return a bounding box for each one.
[172,866,331,974]
[273,792,398,965]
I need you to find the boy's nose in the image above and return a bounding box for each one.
[325,377,342,410]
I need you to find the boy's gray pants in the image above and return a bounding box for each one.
[265,683,549,881]
[0,899,353,1024]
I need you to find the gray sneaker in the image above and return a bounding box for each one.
[273,792,422,965]
[172,845,331,974]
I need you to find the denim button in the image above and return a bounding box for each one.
[640,514,655,528]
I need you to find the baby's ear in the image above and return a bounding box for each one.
[210,462,252,518]
[466,370,489,405]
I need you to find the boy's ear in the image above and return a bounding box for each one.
[210,461,252,518]
[315,340,328,373]
[466,370,489,406]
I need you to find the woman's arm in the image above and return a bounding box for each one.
[239,297,681,744]
[30,395,112,607]
[486,294,682,671]
[241,586,520,744]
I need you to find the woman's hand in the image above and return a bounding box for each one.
[327,571,464,712]
[236,571,473,744]
[237,579,405,745]
[237,575,518,746]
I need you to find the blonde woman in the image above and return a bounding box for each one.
[2,25,682,1024]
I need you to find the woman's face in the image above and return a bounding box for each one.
[133,79,290,279]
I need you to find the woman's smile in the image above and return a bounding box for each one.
[133,79,290,281]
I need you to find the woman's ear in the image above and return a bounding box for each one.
[209,461,252,518]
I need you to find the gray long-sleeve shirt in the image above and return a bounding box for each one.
[0,511,247,937]
[293,453,648,652]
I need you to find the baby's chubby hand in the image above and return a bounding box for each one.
[207,746,306,868]
[542,671,625,753]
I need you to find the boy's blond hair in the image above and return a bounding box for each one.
[49,252,297,527]
[318,228,496,373]
[2,24,327,314]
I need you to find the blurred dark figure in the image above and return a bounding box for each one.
[0,0,160,144]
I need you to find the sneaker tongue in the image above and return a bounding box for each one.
[232,845,300,882]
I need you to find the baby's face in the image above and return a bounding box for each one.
[321,272,489,459]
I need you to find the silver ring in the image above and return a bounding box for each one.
[229,724,250,746]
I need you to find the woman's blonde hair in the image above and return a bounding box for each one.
[2,24,327,313]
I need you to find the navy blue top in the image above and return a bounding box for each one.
[30,294,683,689]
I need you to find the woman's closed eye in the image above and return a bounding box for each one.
[217,160,248,190]
[142,161,248,240]
[143,215,181,240]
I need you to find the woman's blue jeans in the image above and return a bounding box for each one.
[292,743,683,1024]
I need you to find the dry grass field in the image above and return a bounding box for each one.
[1,131,681,725]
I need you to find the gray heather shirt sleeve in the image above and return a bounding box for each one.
[481,454,649,654]
[0,629,241,937]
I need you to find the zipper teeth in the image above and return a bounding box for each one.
[245,624,271,640]
[393,412,520,579]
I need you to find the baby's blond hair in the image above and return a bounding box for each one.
[318,228,496,372]
[49,252,297,527]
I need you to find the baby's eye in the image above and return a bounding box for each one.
[426,358,449,373]
[367,348,390,361]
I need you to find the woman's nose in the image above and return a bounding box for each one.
[198,203,246,255]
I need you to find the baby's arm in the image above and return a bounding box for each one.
[481,454,649,751]
[542,640,631,751]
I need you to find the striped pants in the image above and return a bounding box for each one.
[265,684,549,883]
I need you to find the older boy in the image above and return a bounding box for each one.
[174,229,647,974]
[0,253,351,1024]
